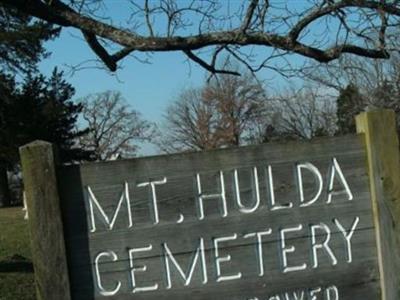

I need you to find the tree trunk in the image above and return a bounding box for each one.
[0,164,10,207]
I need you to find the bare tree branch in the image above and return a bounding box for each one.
[289,0,399,41]
[82,30,118,71]
[144,0,154,37]
[241,0,259,32]
[3,0,399,73]
[183,50,240,76]
[378,9,388,49]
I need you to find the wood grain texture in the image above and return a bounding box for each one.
[19,141,72,300]
[356,109,400,300]
[56,135,381,300]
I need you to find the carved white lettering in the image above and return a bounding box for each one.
[292,290,305,300]
[267,165,293,210]
[296,163,323,207]
[196,171,228,220]
[87,182,132,233]
[244,229,273,276]
[163,238,207,288]
[234,167,261,213]
[137,177,167,224]
[334,217,360,263]
[311,223,337,268]
[94,251,121,296]
[308,287,322,300]
[214,234,242,282]
[327,158,353,204]
[326,285,339,300]
[280,225,307,273]
[129,245,158,293]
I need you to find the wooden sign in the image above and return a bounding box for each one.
[20,110,400,300]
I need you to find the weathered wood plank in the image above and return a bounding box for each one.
[56,134,380,299]
[356,109,400,300]
[19,141,71,300]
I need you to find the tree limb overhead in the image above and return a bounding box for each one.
[2,0,399,74]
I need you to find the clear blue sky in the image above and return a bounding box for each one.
[39,27,207,124]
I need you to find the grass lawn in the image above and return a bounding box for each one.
[0,207,35,300]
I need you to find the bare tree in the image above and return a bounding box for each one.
[158,68,267,153]
[302,50,400,130]
[156,88,221,153]
[80,91,154,160]
[268,85,337,140]
[3,0,400,76]
[303,51,400,94]
[203,68,267,146]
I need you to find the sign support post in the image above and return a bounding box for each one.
[20,141,71,300]
[356,109,400,300]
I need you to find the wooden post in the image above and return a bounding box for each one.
[19,141,71,300]
[356,109,400,300]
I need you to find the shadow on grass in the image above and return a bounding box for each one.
[0,255,33,273]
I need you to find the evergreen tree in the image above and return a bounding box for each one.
[6,68,92,162]
[0,69,93,206]
[0,4,58,74]
[0,73,17,206]
[336,84,366,135]
[0,4,59,206]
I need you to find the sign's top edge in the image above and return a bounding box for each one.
[60,133,364,169]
